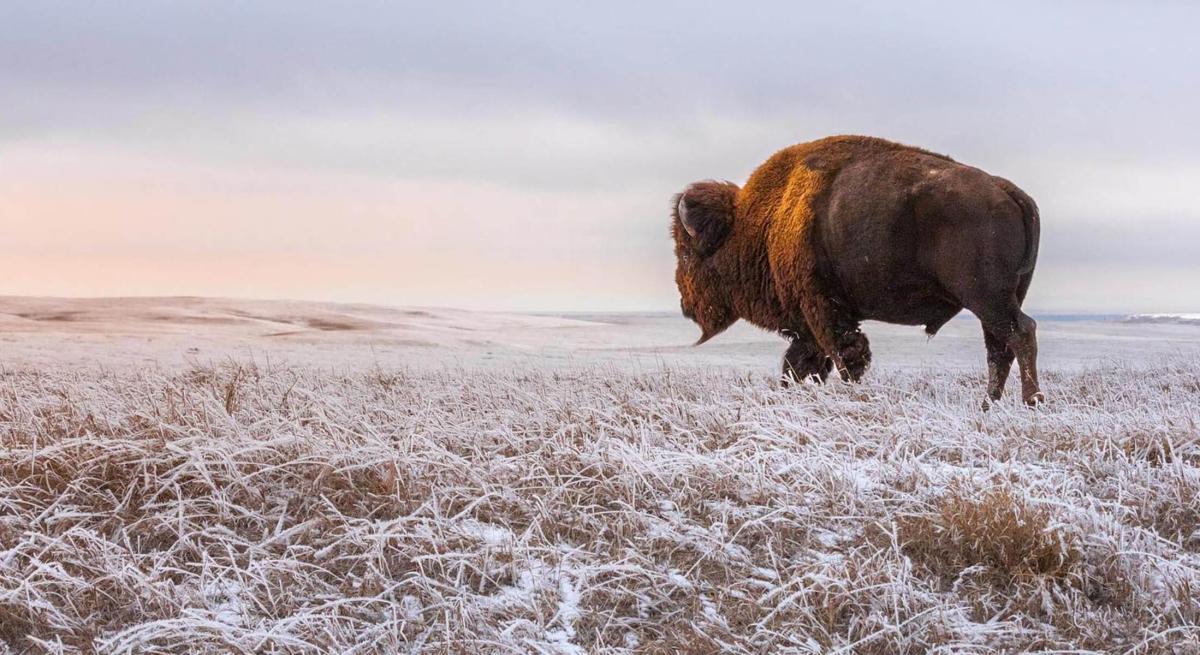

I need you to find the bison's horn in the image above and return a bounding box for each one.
[677,196,699,239]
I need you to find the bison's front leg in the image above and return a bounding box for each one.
[835,329,872,382]
[781,336,832,386]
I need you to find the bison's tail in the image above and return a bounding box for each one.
[998,180,1040,276]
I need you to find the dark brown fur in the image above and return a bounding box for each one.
[672,135,1044,405]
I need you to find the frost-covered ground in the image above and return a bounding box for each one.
[1,298,1199,653]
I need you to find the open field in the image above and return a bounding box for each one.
[2,296,1199,373]
[1,298,1199,653]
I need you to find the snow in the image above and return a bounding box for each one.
[203,579,245,627]
[1124,312,1200,325]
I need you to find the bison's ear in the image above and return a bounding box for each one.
[674,181,738,256]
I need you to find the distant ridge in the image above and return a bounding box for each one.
[1123,313,1200,326]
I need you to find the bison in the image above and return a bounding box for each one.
[671,135,1043,405]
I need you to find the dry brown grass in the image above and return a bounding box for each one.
[0,360,1198,653]
[898,483,1079,583]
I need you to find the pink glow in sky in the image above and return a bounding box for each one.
[3,1,1199,312]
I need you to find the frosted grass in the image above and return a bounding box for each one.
[0,360,1197,653]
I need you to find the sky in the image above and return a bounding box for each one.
[2,1,1198,313]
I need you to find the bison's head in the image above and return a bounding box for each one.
[671,181,740,344]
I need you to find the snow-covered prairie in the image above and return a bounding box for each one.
[2,296,1199,373]
[1,297,1199,653]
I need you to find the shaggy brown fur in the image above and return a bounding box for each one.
[672,135,1043,404]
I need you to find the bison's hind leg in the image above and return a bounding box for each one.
[983,326,1016,403]
[974,302,1042,406]
[782,337,833,386]
[960,273,1041,406]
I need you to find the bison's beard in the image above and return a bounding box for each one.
[694,326,721,345]
[692,313,737,346]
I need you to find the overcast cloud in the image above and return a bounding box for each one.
[1,1,1198,311]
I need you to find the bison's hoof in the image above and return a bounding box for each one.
[981,397,992,412]
[1023,391,1046,407]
